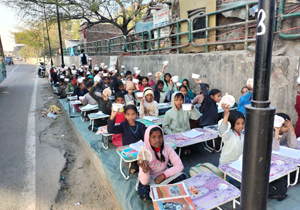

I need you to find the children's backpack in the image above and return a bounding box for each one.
[189,163,224,178]
[268,177,288,201]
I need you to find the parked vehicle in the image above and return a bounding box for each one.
[37,62,46,78]
[5,56,14,65]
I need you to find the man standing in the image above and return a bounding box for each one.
[79,49,89,66]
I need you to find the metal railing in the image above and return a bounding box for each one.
[97,39,110,54]
[125,31,151,53]
[277,0,300,39]
[85,41,98,55]
[110,35,126,54]
[191,1,258,52]
[150,18,191,53]
[58,0,300,56]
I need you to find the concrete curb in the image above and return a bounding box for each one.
[59,101,123,210]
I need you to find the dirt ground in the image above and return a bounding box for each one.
[39,83,117,210]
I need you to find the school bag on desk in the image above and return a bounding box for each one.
[189,163,224,178]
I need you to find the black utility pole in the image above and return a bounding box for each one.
[43,4,53,66]
[241,0,276,210]
[56,2,64,67]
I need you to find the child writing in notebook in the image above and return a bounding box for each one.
[139,87,159,118]
[163,92,201,135]
[273,113,297,151]
[137,125,185,201]
[194,78,222,127]
[218,104,245,165]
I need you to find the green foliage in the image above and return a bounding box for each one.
[14,19,80,59]
[3,0,152,35]
[14,28,43,50]
[19,46,39,58]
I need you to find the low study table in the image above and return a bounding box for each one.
[182,172,241,210]
[164,129,218,157]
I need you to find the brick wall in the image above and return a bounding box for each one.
[79,22,123,43]
[218,0,256,4]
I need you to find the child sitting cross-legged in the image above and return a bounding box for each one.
[107,105,147,146]
[108,105,147,173]
[139,87,159,118]
[194,78,222,127]
[273,113,297,151]
[180,78,195,99]
[178,85,192,104]
[56,79,67,99]
[154,80,169,103]
[137,125,186,201]
[162,92,201,135]
[124,81,137,106]
[81,81,100,106]
[102,92,126,147]
[74,79,88,100]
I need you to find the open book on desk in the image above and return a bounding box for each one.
[129,140,144,152]
[150,182,196,210]
[88,111,109,119]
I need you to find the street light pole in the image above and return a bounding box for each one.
[56,2,64,67]
[43,4,53,66]
[241,0,276,210]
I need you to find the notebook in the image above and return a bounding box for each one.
[273,146,300,159]
[150,183,196,210]
[80,104,98,111]
[229,155,243,171]
[143,116,160,122]
[182,129,204,139]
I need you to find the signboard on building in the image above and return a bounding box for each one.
[153,8,170,48]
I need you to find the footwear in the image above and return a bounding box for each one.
[268,194,288,201]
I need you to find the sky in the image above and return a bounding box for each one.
[0,4,20,52]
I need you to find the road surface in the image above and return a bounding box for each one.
[0,62,116,210]
[0,62,65,209]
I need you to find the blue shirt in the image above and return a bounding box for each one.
[237,91,253,115]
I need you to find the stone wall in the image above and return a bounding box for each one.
[53,51,300,122]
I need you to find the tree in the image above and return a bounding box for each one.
[14,19,80,59]
[1,0,153,35]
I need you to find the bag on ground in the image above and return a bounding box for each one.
[189,162,224,178]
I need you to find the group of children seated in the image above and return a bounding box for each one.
[51,61,300,201]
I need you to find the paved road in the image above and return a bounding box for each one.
[0,62,65,210]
